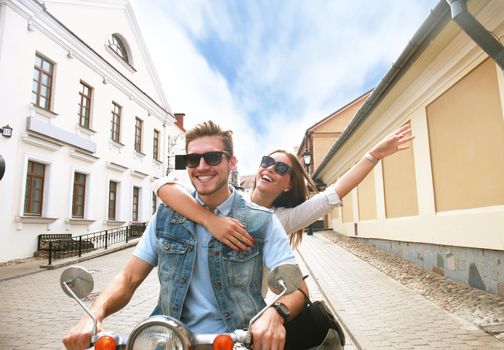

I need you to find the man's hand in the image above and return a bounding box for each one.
[62,256,152,350]
[62,316,102,350]
[206,215,253,251]
[250,307,286,350]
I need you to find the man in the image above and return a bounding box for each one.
[63,120,308,350]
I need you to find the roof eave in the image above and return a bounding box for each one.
[312,0,450,180]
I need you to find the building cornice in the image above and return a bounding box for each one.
[44,0,172,111]
[313,1,451,180]
[124,1,172,112]
[5,0,174,125]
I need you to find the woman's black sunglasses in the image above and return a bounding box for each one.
[183,151,231,168]
[260,155,292,176]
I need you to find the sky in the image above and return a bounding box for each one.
[130,0,439,175]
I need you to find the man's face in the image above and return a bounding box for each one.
[186,136,236,198]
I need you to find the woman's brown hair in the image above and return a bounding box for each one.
[264,149,318,248]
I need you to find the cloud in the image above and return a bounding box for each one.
[130,0,437,175]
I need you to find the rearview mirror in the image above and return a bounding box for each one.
[60,266,94,299]
[268,264,303,295]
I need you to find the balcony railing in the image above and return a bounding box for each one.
[37,222,147,265]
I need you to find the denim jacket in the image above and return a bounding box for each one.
[154,191,273,331]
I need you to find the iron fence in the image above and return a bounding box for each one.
[37,222,147,265]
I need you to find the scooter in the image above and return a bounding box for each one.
[60,264,304,350]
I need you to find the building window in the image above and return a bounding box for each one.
[72,172,86,218]
[108,34,129,63]
[152,192,157,215]
[111,102,122,143]
[24,161,46,216]
[32,53,54,110]
[78,81,93,129]
[134,117,143,153]
[108,181,117,220]
[153,129,160,160]
[132,186,140,221]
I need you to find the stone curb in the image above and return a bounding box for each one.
[0,239,139,282]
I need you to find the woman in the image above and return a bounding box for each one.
[155,123,414,250]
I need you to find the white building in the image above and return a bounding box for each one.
[0,0,183,262]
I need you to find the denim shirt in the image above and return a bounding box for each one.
[154,190,274,331]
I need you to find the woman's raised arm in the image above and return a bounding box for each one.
[333,123,414,199]
[276,123,414,235]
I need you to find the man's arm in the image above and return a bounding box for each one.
[62,256,153,350]
[253,213,309,350]
[251,280,308,350]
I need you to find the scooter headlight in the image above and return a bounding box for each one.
[126,315,192,350]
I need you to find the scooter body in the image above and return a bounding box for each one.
[60,264,303,350]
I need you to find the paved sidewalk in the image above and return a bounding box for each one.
[0,240,355,349]
[0,239,139,281]
[294,249,356,350]
[296,233,504,349]
[2,233,504,349]
[0,246,159,350]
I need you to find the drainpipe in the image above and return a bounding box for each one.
[446,0,504,71]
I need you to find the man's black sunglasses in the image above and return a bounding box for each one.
[183,151,231,168]
[260,155,292,176]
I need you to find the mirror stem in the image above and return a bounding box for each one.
[63,280,98,343]
[245,279,287,347]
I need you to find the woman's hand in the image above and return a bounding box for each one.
[369,122,415,160]
[205,215,253,251]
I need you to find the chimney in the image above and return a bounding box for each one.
[174,113,186,132]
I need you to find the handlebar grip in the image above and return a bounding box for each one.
[245,331,253,349]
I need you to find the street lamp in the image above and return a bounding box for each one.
[302,148,313,235]
[302,148,312,173]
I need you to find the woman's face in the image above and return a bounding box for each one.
[255,152,293,198]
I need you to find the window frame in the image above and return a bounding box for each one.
[32,53,54,111]
[153,129,160,160]
[78,81,93,129]
[108,34,129,63]
[134,117,143,153]
[132,186,140,222]
[72,172,87,218]
[108,181,118,220]
[111,102,122,143]
[24,160,46,216]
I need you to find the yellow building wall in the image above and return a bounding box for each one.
[332,207,339,219]
[313,136,339,169]
[382,145,419,218]
[315,100,362,132]
[427,59,504,211]
[342,190,354,223]
[320,1,504,251]
[357,170,377,220]
[311,96,367,168]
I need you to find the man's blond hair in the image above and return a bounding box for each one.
[185,120,234,155]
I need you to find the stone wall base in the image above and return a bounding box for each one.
[357,237,504,297]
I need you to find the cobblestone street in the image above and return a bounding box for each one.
[1,233,504,349]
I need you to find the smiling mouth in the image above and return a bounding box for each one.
[195,174,215,183]
[260,174,273,183]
